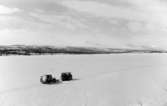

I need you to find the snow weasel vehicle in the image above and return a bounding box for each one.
[40,74,58,84]
[61,72,73,81]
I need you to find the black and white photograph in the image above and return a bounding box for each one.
[0,0,167,106]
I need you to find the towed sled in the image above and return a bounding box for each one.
[61,72,73,81]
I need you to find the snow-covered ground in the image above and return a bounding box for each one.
[0,54,167,106]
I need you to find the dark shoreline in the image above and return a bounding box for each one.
[0,45,166,56]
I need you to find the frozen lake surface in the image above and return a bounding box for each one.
[0,54,167,106]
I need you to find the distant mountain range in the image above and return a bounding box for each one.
[0,45,166,56]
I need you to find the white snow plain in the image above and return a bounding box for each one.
[0,54,167,106]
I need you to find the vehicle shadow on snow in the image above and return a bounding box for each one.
[70,78,80,81]
[42,78,80,85]
[42,80,62,85]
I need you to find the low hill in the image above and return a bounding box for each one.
[0,45,166,56]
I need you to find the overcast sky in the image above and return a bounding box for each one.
[0,0,167,49]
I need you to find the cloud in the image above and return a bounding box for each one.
[61,0,167,31]
[0,0,167,48]
[0,5,20,14]
[61,1,148,21]
[29,12,88,31]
